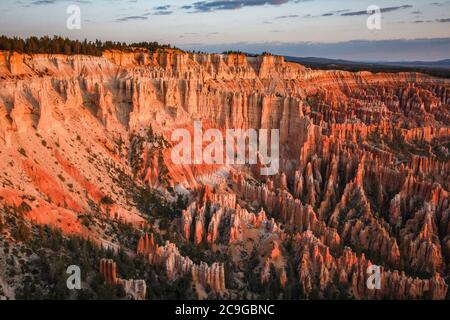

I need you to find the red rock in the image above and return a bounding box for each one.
[99,258,147,300]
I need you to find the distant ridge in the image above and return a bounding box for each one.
[381,59,450,69]
[285,56,450,78]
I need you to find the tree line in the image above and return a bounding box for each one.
[0,35,174,56]
[221,50,273,57]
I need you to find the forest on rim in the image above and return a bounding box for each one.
[0,35,174,56]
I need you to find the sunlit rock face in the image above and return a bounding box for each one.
[0,49,449,299]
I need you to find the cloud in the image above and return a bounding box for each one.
[409,17,450,23]
[275,14,299,19]
[154,5,171,10]
[153,11,173,15]
[342,5,413,16]
[23,0,91,5]
[302,9,349,19]
[115,15,148,22]
[186,0,291,12]
[31,0,57,4]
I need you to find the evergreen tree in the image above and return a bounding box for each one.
[0,35,175,56]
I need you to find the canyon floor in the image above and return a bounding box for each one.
[0,49,449,300]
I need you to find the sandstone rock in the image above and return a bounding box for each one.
[99,259,147,300]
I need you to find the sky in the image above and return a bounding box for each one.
[1,0,450,61]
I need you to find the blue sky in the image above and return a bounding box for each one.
[1,0,450,60]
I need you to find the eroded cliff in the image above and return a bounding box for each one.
[0,49,449,300]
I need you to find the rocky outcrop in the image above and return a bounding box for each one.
[136,234,226,294]
[99,259,147,300]
[99,259,118,285]
[137,232,156,257]
[293,231,447,299]
[179,185,283,247]
[237,176,341,250]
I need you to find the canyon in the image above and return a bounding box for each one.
[0,48,449,300]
